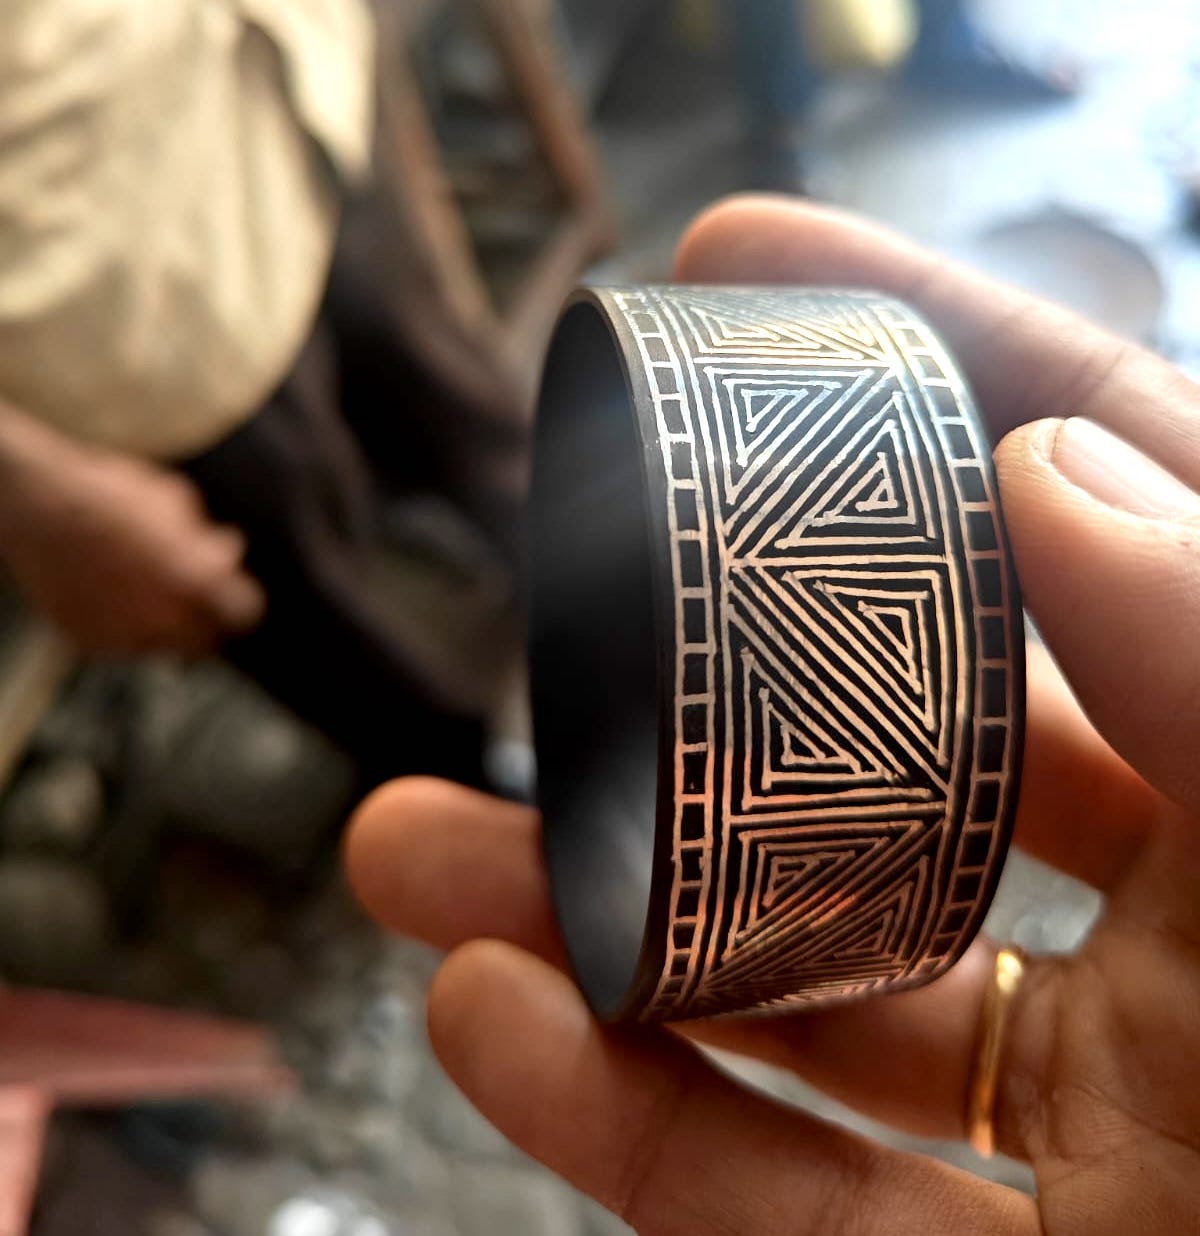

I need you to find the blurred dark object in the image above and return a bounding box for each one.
[326,0,616,588]
[557,0,654,105]
[155,669,358,876]
[337,0,616,447]
[1184,166,1200,237]
[0,657,365,955]
[0,992,292,1236]
[724,0,825,192]
[115,1102,232,1181]
[168,0,606,788]
[182,339,488,794]
[32,1116,199,1236]
[721,0,1079,195]
[0,659,308,1231]
[0,858,111,987]
[0,755,103,858]
[0,591,71,793]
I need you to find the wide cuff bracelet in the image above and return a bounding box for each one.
[531,286,1024,1022]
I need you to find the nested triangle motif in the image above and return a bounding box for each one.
[860,601,923,692]
[854,462,900,512]
[761,568,949,751]
[706,371,852,512]
[741,389,792,433]
[716,828,933,983]
[763,851,841,909]
[730,384,815,468]
[692,306,849,357]
[814,578,944,744]
[676,293,893,361]
[809,445,908,522]
[825,585,939,711]
[742,650,901,795]
[731,571,952,786]
[770,689,861,777]
[778,411,927,545]
[832,878,916,958]
[695,308,786,348]
[868,604,911,651]
[814,306,887,350]
[751,830,896,926]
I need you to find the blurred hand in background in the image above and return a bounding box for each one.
[0,404,264,656]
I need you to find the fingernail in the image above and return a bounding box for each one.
[1048,418,1200,518]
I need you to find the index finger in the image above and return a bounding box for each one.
[674,196,1200,479]
[428,941,1038,1236]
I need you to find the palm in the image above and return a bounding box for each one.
[346,199,1200,1234]
[1021,802,1200,1235]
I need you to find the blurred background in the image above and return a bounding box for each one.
[0,0,1195,1230]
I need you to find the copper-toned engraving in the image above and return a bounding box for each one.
[531,287,1024,1023]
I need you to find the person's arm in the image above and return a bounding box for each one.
[0,398,264,655]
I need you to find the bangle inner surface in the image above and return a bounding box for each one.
[532,299,663,1019]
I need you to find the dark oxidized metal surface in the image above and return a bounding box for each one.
[531,286,1024,1023]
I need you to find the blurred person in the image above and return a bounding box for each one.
[0,397,264,657]
[726,0,1078,192]
[0,0,486,788]
[347,195,1200,1234]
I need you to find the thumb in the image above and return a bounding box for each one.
[996,417,1200,809]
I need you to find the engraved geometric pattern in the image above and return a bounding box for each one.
[604,287,1021,1020]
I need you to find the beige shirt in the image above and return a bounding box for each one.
[0,0,375,459]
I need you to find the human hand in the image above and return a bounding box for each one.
[345,197,1200,1234]
[0,416,264,655]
